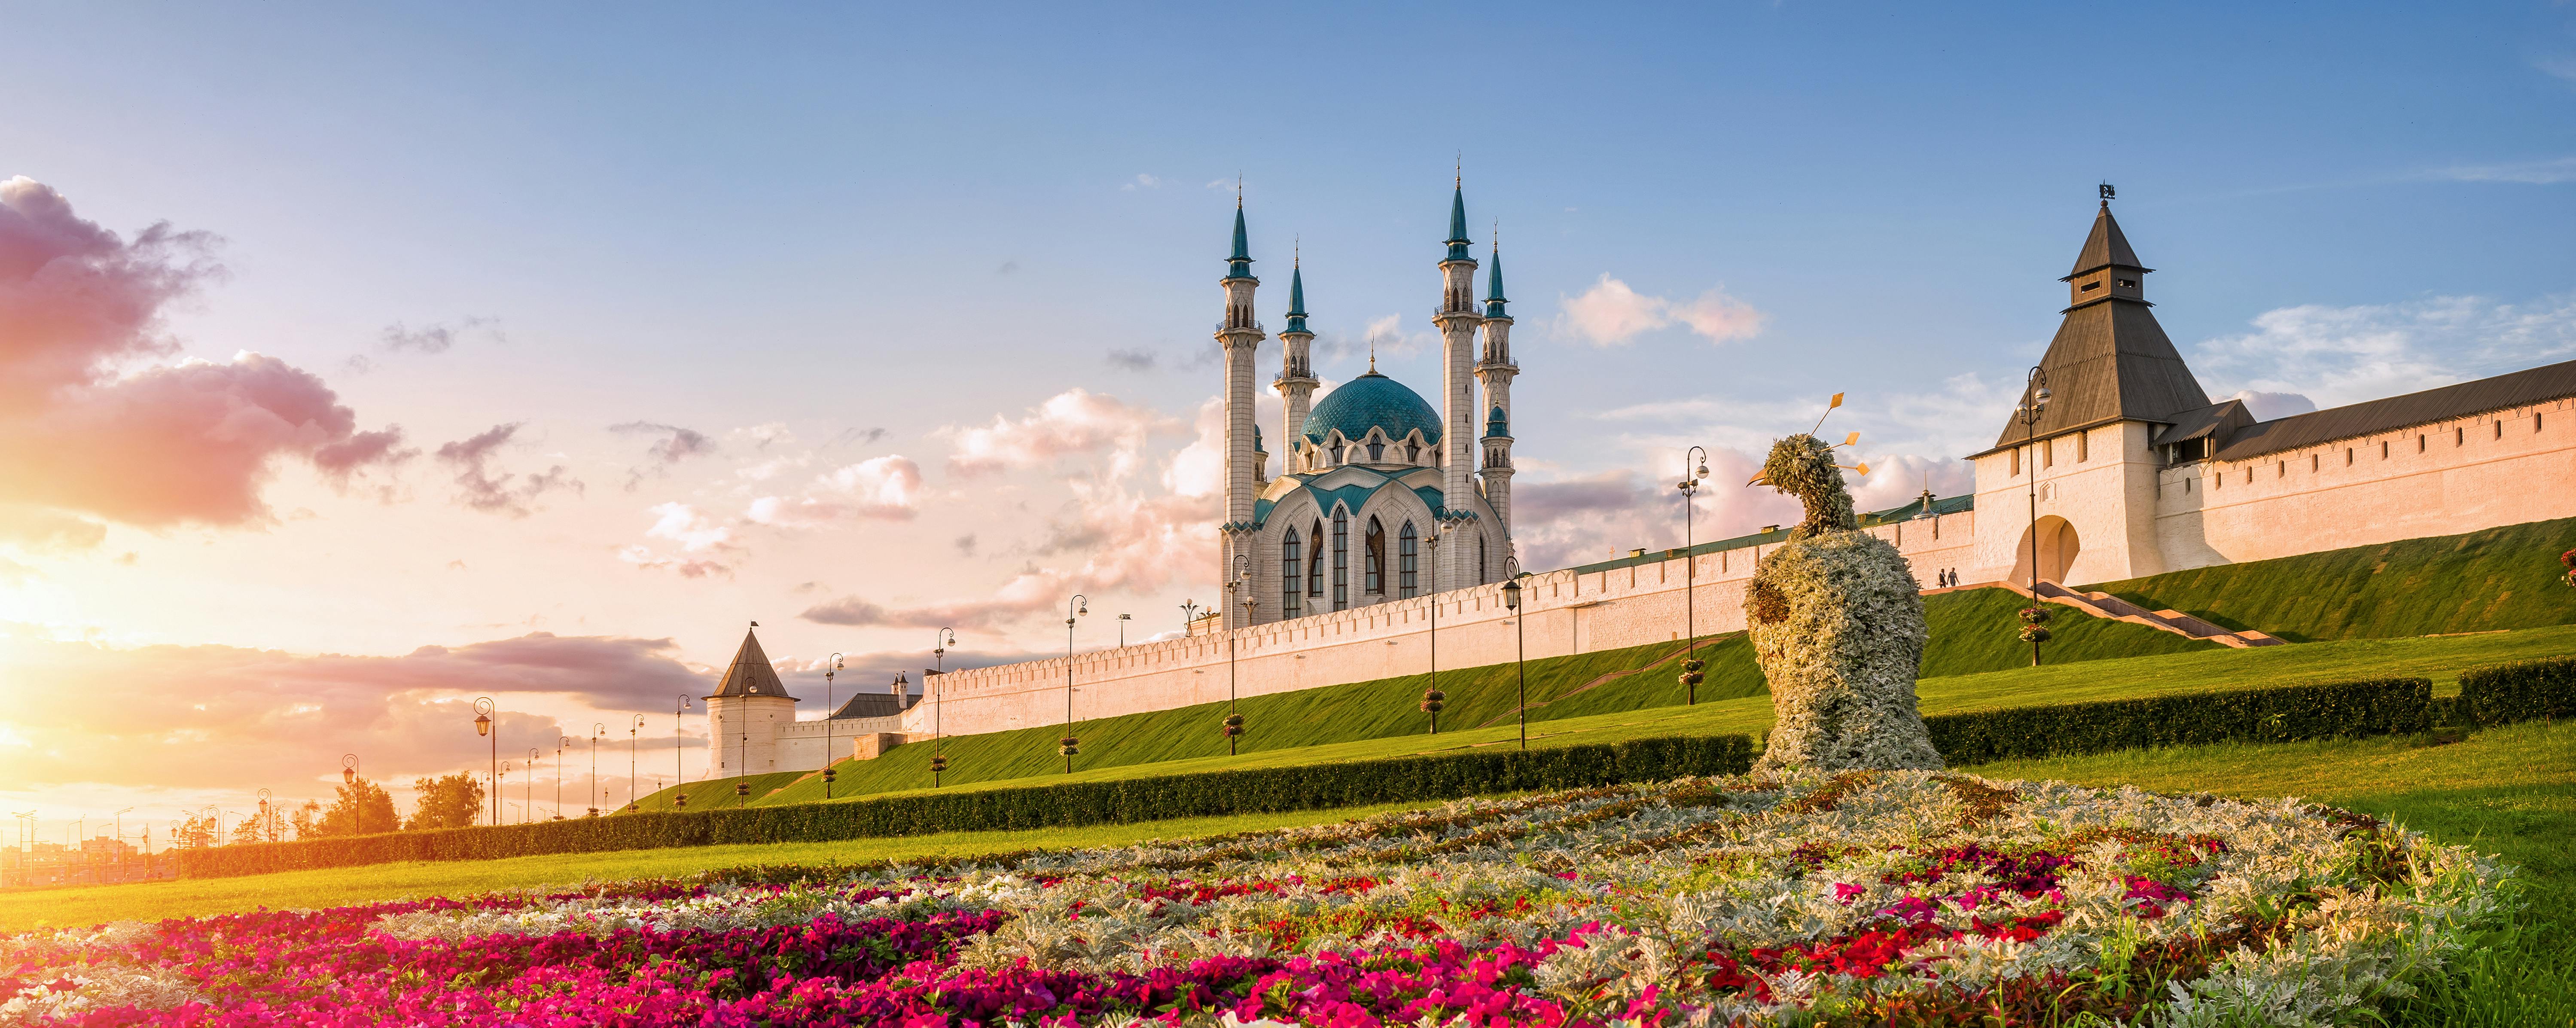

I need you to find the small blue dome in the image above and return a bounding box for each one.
[1304,372,1442,446]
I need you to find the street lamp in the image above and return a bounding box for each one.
[527,749,541,824]
[341,754,359,787]
[1220,555,1252,755]
[2017,365,2054,667]
[1178,599,1201,631]
[930,627,956,787]
[472,697,497,827]
[673,694,692,810]
[113,808,132,864]
[1061,594,1088,774]
[497,763,512,824]
[1501,555,1529,750]
[1117,613,1132,648]
[590,723,606,817]
[823,653,842,800]
[557,735,571,819]
[627,715,646,811]
[1420,522,1458,734]
[1678,446,1710,705]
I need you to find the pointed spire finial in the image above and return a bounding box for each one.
[1369,336,1378,374]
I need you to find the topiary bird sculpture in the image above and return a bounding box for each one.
[1743,396,1944,774]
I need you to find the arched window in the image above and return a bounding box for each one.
[1369,442,1385,463]
[1398,522,1419,597]
[1407,444,1420,464]
[1280,528,1302,620]
[1330,444,1345,465]
[1364,517,1386,595]
[1478,534,1488,583]
[1307,519,1323,597]
[1331,510,1349,610]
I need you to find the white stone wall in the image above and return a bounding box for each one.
[2155,398,2576,570]
[891,508,1976,741]
[770,711,912,774]
[1969,421,2168,585]
[708,695,795,777]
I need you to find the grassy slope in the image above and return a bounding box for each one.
[2091,514,2576,641]
[0,800,1452,931]
[712,587,2209,809]
[748,625,2576,809]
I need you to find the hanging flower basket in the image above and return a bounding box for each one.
[2018,605,2053,625]
[1058,737,1079,757]
[2019,625,2053,643]
[2561,548,2576,588]
[1221,712,1245,738]
[928,755,948,773]
[1678,657,1706,688]
[1418,689,1446,714]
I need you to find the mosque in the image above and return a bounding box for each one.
[704,184,2576,780]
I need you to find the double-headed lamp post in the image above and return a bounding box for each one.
[674,694,692,810]
[1061,595,1088,773]
[471,697,497,827]
[1221,555,1251,755]
[930,627,956,787]
[1500,555,1529,750]
[1678,447,1710,704]
[2017,365,2054,668]
[1419,522,1458,734]
[527,749,541,823]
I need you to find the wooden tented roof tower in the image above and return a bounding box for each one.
[703,625,797,701]
[1986,198,2212,451]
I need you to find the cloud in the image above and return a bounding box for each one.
[0,177,409,528]
[954,534,978,557]
[745,455,926,526]
[2223,390,2319,421]
[0,628,710,796]
[945,388,1178,479]
[1556,275,1767,347]
[0,505,107,552]
[435,423,583,516]
[610,421,715,489]
[1106,348,1157,372]
[619,502,742,578]
[2189,293,2576,409]
[1121,174,1165,191]
[2426,156,2576,185]
[379,317,502,354]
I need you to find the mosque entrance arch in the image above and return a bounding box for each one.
[2008,516,2082,585]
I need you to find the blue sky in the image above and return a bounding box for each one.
[3,3,2573,822]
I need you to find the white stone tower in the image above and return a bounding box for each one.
[1217,198,1265,628]
[704,625,797,779]
[1432,178,1486,588]
[1476,235,1517,545]
[1274,250,1319,473]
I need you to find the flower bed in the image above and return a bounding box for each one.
[2,771,2511,1027]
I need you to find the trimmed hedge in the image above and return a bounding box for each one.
[178,734,1756,879]
[1925,677,2433,766]
[2461,656,2576,727]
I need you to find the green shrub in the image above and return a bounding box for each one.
[1926,677,2432,766]
[2460,656,2576,727]
[177,734,1754,879]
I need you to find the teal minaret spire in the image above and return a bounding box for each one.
[1285,256,1308,335]
[1475,224,1518,545]
[1224,197,1254,282]
[1216,189,1264,629]
[1482,235,1508,319]
[1275,241,1319,468]
[1433,166,1487,589]
[1443,180,1472,262]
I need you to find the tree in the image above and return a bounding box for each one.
[405,772,485,831]
[309,778,399,837]
[289,799,321,841]
[228,816,265,845]
[174,814,217,848]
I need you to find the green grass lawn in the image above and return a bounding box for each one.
[739,623,2576,810]
[0,799,1454,932]
[2091,515,2576,641]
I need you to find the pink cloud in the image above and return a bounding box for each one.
[747,455,925,525]
[945,388,1177,478]
[0,177,408,528]
[435,423,581,516]
[1555,274,1767,347]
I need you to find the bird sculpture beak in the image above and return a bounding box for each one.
[1747,471,1771,487]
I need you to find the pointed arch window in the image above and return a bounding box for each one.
[1369,441,1385,463]
[1364,517,1386,595]
[1307,519,1324,597]
[1280,528,1303,620]
[1331,510,1349,610]
[1398,522,1419,597]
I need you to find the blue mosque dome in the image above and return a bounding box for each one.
[1303,371,1443,446]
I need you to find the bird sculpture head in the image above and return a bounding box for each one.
[1747,394,1869,539]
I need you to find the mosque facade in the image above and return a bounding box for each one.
[705,191,2576,778]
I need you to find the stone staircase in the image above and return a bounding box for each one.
[1970,580,2286,648]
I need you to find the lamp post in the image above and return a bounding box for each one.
[557,736,571,818]
[1221,555,1250,755]
[113,808,131,864]
[627,716,645,811]
[1117,613,1131,648]
[930,627,955,787]
[822,653,843,800]
[1061,595,1088,773]
[590,723,606,817]
[674,694,691,810]
[472,697,497,827]
[1178,599,1200,632]
[1501,556,1528,750]
[1420,522,1457,733]
[527,749,541,823]
[496,763,511,824]
[2017,365,2053,668]
[1678,447,1710,704]
[341,754,359,787]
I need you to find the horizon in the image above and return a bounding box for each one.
[3,2,2573,836]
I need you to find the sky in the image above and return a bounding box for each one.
[3,3,2573,842]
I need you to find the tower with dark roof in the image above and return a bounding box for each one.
[703,625,798,780]
[1476,233,1518,543]
[1431,177,1486,591]
[1275,251,1320,466]
[1216,195,1266,629]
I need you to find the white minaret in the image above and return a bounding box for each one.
[1217,198,1265,629]
[1476,233,1517,544]
[1274,247,1319,475]
[1432,178,1486,588]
